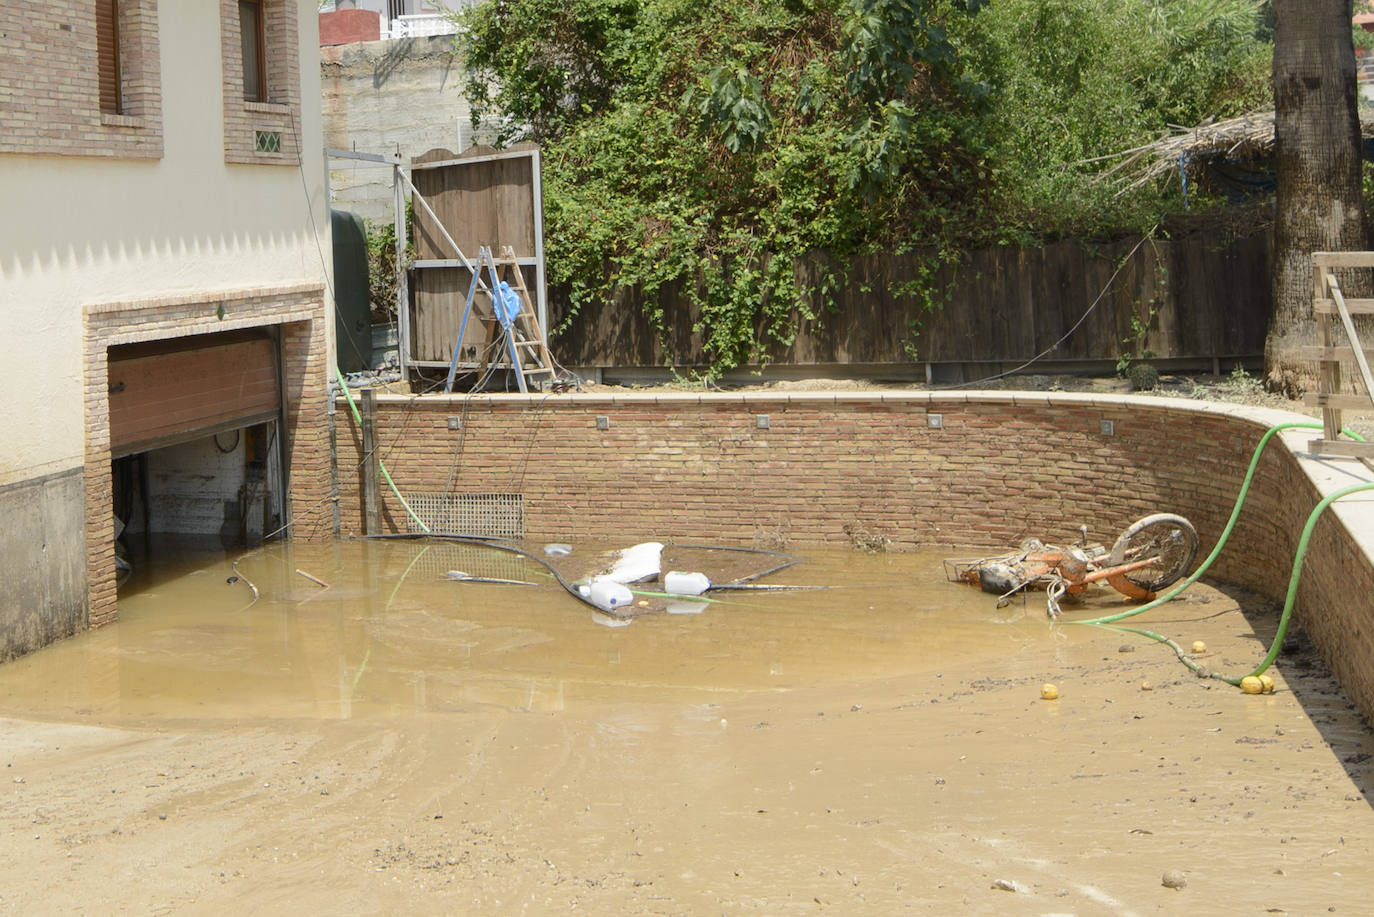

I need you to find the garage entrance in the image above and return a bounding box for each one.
[107,328,286,585]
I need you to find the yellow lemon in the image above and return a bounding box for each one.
[1191,641,1207,654]
[1040,683,1059,700]
[1259,674,1276,694]
[1240,676,1264,694]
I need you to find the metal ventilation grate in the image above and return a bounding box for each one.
[405,492,524,539]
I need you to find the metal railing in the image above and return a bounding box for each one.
[387,11,461,38]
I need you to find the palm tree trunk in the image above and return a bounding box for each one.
[1267,0,1366,397]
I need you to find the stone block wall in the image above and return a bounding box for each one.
[332,390,1374,723]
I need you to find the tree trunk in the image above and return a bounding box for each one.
[1267,0,1365,397]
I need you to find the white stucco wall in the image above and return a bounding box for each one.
[0,1,330,489]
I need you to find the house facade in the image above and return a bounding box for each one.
[0,1,334,661]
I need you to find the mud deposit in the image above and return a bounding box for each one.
[1,539,1372,914]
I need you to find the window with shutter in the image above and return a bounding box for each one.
[97,0,122,114]
[220,0,299,163]
[239,0,266,102]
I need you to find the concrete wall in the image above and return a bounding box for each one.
[0,0,333,654]
[333,391,1374,726]
[322,35,495,222]
[0,470,86,663]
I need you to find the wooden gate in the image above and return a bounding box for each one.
[402,144,548,378]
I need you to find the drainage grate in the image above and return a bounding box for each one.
[406,492,524,539]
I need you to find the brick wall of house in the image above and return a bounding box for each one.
[0,0,163,159]
[333,391,1374,723]
[83,284,329,627]
[220,0,302,165]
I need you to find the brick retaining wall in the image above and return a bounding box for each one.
[333,390,1374,723]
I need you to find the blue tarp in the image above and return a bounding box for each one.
[495,282,522,326]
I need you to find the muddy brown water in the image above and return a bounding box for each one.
[1,538,1372,914]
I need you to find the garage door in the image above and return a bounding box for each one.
[107,329,280,458]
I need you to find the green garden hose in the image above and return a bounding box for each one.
[1224,480,1374,684]
[334,366,430,533]
[1075,422,1344,627]
[1068,420,1370,688]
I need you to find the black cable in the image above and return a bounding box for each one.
[214,429,241,453]
[935,229,1157,390]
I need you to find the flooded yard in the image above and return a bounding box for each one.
[1,538,1371,914]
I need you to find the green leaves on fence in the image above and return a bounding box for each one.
[452,0,1271,376]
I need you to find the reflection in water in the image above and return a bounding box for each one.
[0,539,1090,725]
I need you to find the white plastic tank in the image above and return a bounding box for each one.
[664,571,711,596]
[581,577,634,612]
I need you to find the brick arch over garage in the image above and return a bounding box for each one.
[83,284,332,627]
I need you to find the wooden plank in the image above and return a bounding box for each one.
[410,143,541,172]
[1306,439,1374,459]
[1314,297,1374,314]
[1303,392,1374,410]
[395,166,411,381]
[1312,251,1374,268]
[414,257,538,269]
[1315,264,1340,440]
[1297,345,1374,362]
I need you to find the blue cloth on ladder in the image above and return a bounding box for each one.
[495,282,522,326]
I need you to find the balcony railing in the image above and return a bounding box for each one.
[387,12,460,39]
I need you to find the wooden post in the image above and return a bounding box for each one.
[360,388,380,535]
[1316,261,1342,442]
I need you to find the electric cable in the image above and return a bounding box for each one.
[936,229,1157,391]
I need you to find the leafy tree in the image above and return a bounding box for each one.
[454,0,1272,375]
[972,0,1272,239]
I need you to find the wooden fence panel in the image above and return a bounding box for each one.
[549,232,1272,372]
[407,144,544,367]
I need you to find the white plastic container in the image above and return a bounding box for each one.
[582,577,634,612]
[664,571,711,596]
